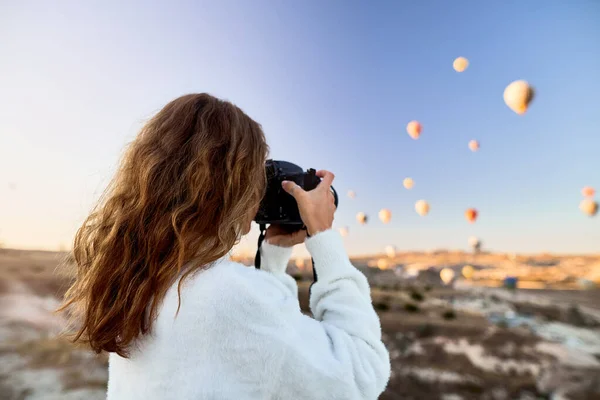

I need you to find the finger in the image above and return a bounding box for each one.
[294,229,308,240]
[281,180,306,199]
[328,190,335,204]
[291,230,307,245]
[265,224,285,238]
[316,170,334,190]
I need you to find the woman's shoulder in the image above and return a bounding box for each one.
[181,258,273,297]
[157,258,289,326]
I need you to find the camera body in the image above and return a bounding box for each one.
[254,160,338,229]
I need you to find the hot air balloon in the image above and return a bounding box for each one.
[338,227,349,237]
[377,258,389,270]
[415,200,430,216]
[580,199,598,217]
[347,190,356,199]
[403,178,414,190]
[453,57,469,72]
[465,208,478,223]
[356,212,368,225]
[468,140,480,152]
[378,208,392,224]
[582,186,595,198]
[295,258,305,269]
[440,268,455,285]
[504,80,535,115]
[468,236,481,253]
[462,265,474,280]
[406,121,422,140]
[385,245,397,258]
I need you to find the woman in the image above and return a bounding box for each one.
[61,93,390,399]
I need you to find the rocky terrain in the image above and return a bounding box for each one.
[1,248,600,399]
[0,249,107,400]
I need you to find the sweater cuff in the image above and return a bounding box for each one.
[259,241,293,274]
[305,229,351,281]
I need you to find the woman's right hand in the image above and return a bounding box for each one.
[281,170,336,236]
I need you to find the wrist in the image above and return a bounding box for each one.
[305,230,353,281]
[306,223,332,237]
[260,242,293,273]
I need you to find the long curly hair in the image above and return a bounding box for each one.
[59,93,268,357]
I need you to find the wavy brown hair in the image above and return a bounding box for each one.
[59,93,268,357]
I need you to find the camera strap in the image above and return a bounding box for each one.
[254,223,267,269]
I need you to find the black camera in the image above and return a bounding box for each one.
[254,160,339,230]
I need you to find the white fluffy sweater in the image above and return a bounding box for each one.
[107,229,390,399]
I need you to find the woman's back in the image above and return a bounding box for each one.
[108,258,287,399]
[107,234,390,400]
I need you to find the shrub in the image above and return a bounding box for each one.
[373,302,390,312]
[416,323,435,338]
[404,303,419,313]
[410,291,424,302]
[496,320,509,329]
[489,294,501,303]
[442,310,457,320]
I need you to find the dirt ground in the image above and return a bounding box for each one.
[1,248,600,399]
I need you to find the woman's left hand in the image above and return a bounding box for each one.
[265,225,307,248]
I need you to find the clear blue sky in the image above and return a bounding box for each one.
[1,0,599,256]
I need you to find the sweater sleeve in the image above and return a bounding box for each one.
[267,230,391,399]
[185,230,390,399]
[259,241,297,297]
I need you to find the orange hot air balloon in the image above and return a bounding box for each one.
[580,199,598,217]
[582,186,595,198]
[403,177,414,190]
[406,121,422,140]
[504,80,535,115]
[356,212,368,225]
[415,200,430,216]
[453,57,469,72]
[338,227,349,237]
[379,208,392,224]
[347,190,356,199]
[468,140,480,152]
[465,208,478,223]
